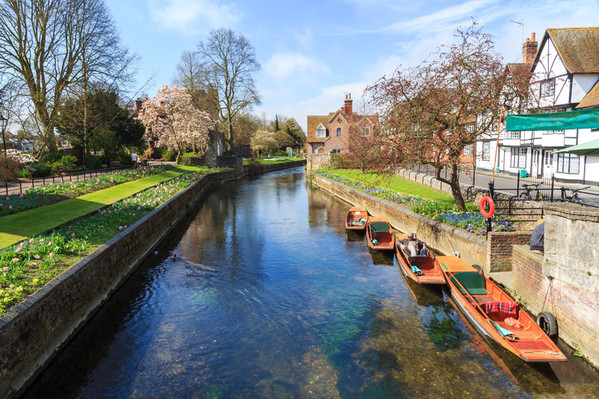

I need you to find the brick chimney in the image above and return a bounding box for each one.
[343,93,353,117]
[135,98,143,113]
[522,32,538,65]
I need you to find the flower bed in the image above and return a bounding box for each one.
[0,165,170,217]
[315,170,515,235]
[0,168,215,315]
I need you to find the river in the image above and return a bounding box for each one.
[23,167,599,398]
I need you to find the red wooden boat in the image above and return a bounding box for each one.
[439,256,567,363]
[366,217,394,251]
[345,206,368,231]
[395,233,446,285]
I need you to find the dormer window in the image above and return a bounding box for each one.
[361,127,370,136]
[316,123,326,138]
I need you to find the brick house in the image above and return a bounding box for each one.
[306,94,379,154]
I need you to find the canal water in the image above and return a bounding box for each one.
[24,168,599,398]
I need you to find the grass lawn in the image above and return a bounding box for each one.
[244,157,301,164]
[330,169,458,204]
[0,166,203,249]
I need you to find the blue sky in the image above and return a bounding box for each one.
[104,0,599,132]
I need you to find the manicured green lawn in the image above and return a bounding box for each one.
[244,157,301,164]
[0,166,201,248]
[331,169,457,204]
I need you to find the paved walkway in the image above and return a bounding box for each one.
[0,166,190,249]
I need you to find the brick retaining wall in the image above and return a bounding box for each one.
[487,232,532,272]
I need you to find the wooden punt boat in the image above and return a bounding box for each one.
[438,255,567,363]
[394,233,446,285]
[366,217,394,251]
[345,206,368,231]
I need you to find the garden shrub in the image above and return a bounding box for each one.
[180,152,201,165]
[161,147,176,161]
[118,152,134,166]
[0,155,20,181]
[42,151,62,164]
[29,162,52,177]
[85,155,102,170]
[59,155,78,165]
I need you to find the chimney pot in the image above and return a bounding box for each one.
[531,32,536,41]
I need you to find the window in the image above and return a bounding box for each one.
[510,147,527,168]
[330,149,341,154]
[556,153,579,174]
[464,144,473,156]
[540,79,555,98]
[336,128,341,137]
[465,124,475,134]
[482,142,490,161]
[508,131,520,140]
[316,123,326,138]
[361,127,370,136]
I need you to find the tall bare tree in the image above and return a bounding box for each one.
[0,0,136,155]
[197,28,261,150]
[173,50,219,119]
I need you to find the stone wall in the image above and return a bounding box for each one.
[512,202,599,368]
[311,174,489,269]
[0,162,304,398]
[487,232,532,272]
[306,154,330,171]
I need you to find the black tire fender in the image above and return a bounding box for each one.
[536,311,559,340]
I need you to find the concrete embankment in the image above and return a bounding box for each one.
[0,161,305,398]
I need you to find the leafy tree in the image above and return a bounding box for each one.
[138,85,215,164]
[197,28,261,149]
[57,89,145,164]
[0,0,136,154]
[232,112,261,147]
[368,23,527,210]
[251,129,277,156]
[282,118,306,148]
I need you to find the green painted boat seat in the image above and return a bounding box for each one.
[450,272,488,295]
[370,222,389,232]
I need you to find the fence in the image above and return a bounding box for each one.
[1,165,130,196]
[407,163,599,223]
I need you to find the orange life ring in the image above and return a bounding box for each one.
[479,196,495,218]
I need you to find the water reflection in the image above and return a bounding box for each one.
[23,168,599,398]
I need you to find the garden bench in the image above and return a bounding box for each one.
[56,164,77,175]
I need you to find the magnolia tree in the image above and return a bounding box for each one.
[139,85,215,164]
[368,23,530,210]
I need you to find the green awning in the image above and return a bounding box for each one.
[506,109,599,131]
[553,137,599,155]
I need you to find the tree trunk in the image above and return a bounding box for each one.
[227,121,234,151]
[450,163,466,210]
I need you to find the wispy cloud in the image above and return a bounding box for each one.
[382,0,496,33]
[147,0,242,35]
[264,52,331,83]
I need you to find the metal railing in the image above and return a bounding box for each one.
[1,165,130,196]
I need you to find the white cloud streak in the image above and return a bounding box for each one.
[147,0,242,35]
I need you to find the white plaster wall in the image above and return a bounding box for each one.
[572,75,599,103]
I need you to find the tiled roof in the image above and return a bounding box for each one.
[546,27,599,73]
[306,115,331,143]
[506,63,532,75]
[576,80,599,109]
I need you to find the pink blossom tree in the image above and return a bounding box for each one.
[139,85,215,163]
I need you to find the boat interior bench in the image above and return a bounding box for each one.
[408,255,434,270]
[450,271,488,295]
